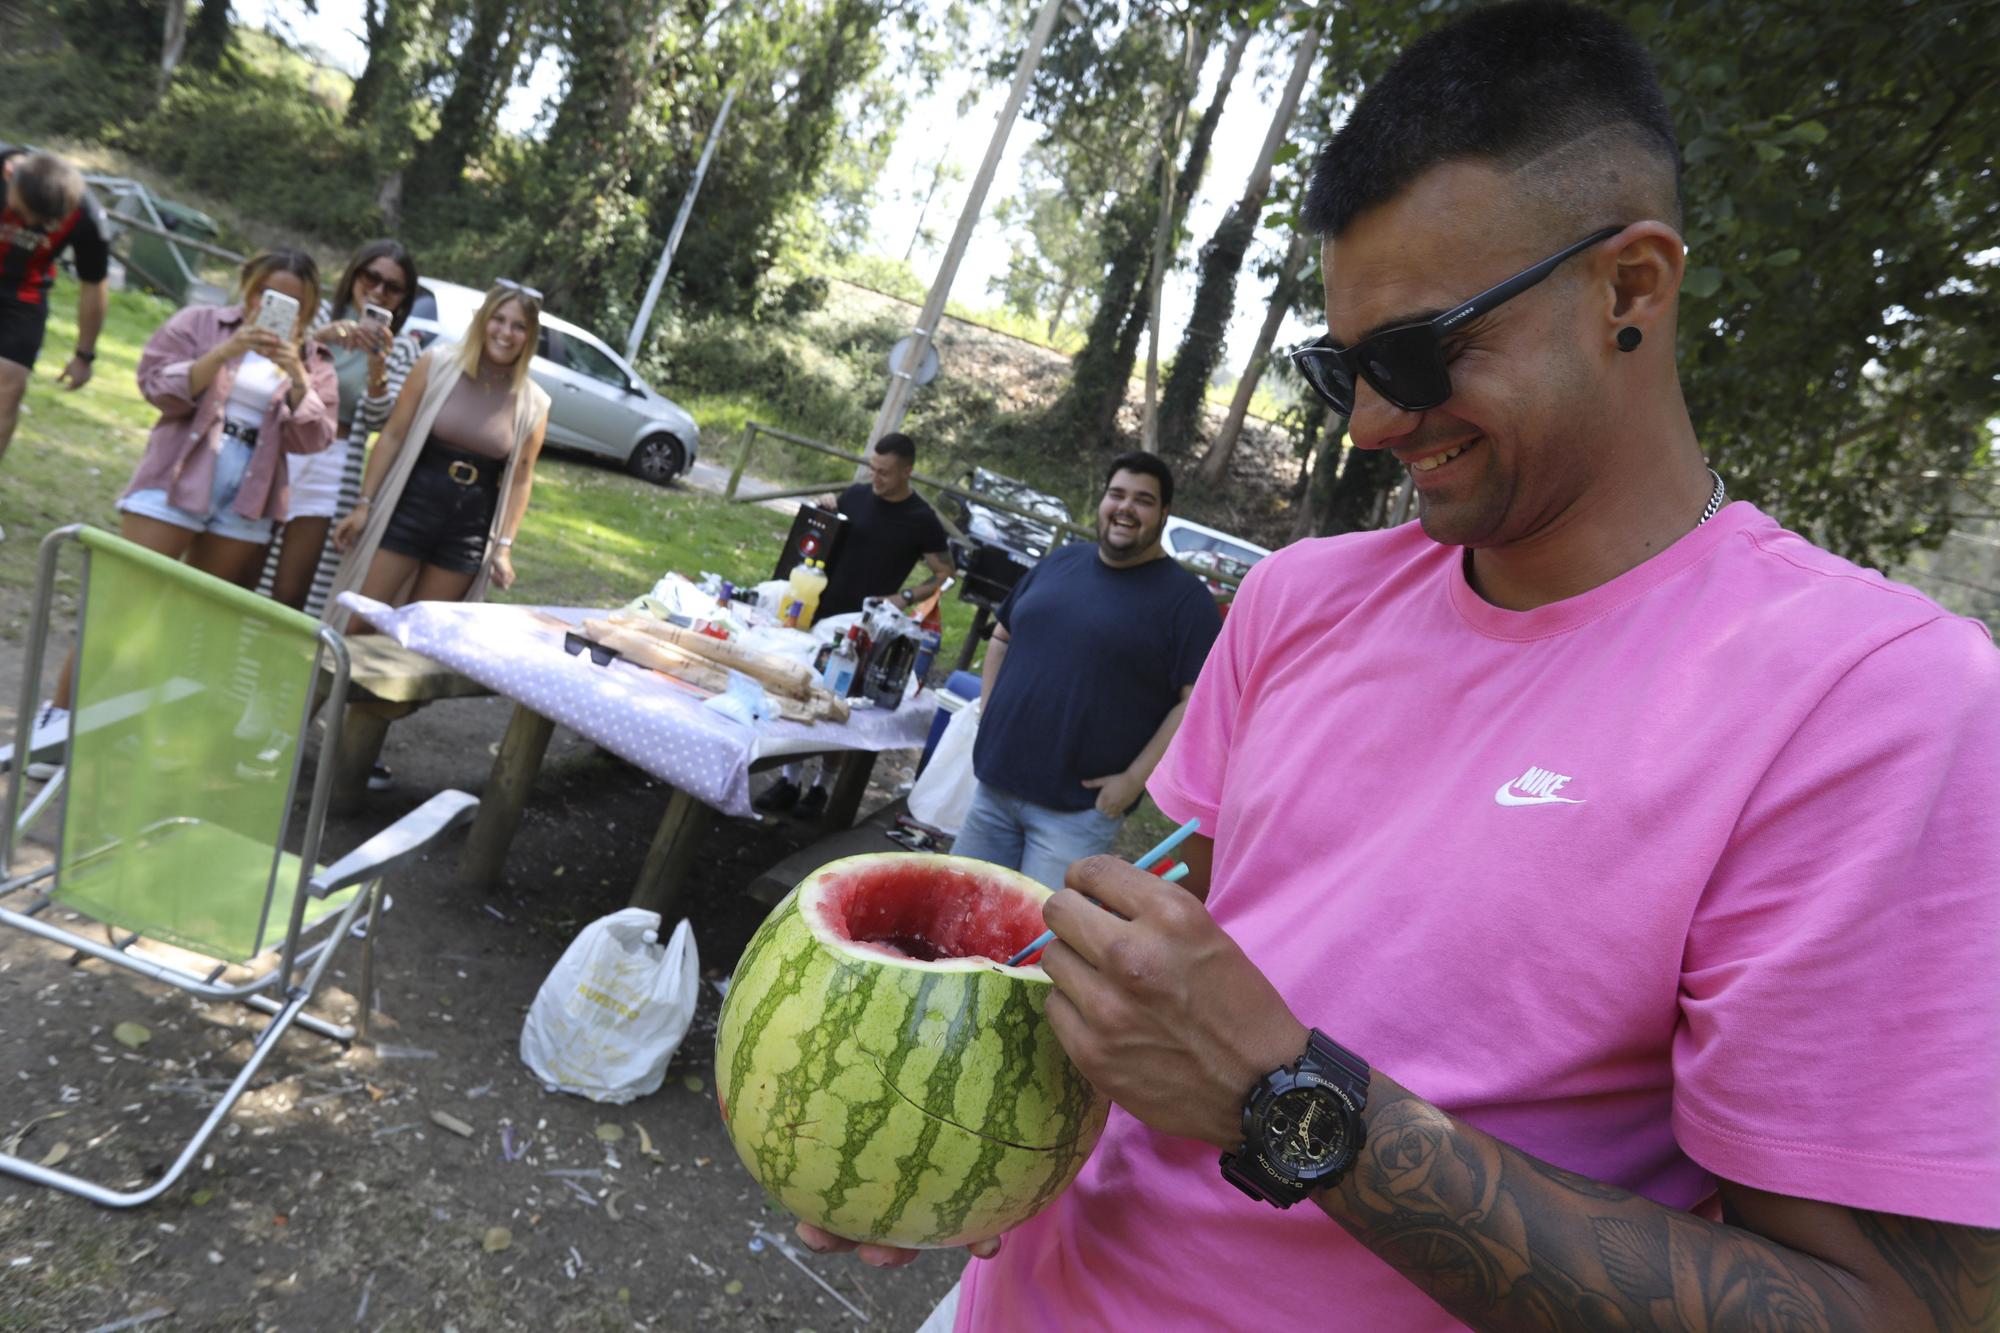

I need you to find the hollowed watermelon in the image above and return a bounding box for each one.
[714,853,1109,1248]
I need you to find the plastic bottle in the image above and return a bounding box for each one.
[823,630,858,696]
[783,559,829,630]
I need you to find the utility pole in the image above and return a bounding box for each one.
[859,0,1071,473]
[625,86,738,363]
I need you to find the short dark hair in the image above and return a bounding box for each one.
[1301,1,1681,238]
[332,239,420,332]
[1104,450,1173,509]
[12,152,84,224]
[874,432,916,464]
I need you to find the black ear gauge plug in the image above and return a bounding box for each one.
[1616,326,1643,352]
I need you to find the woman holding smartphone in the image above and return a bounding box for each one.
[330,279,550,622]
[119,248,337,578]
[262,240,422,614]
[21,249,336,761]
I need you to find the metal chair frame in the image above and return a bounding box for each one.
[0,526,476,1206]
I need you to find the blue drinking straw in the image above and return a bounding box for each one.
[1004,816,1202,967]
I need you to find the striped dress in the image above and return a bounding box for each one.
[255,299,420,618]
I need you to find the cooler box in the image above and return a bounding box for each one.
[917,671,982,774]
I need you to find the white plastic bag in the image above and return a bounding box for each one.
[909,697,980,835]
[520,909,699,1104]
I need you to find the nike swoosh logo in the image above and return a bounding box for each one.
[1494,782,1586,807]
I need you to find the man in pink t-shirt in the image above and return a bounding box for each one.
[802,3,2000,1326]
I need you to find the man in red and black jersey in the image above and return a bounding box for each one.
[1,146,110,469]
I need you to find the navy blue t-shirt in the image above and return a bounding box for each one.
[974,542,1221,812]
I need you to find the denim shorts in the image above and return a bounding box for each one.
[119,435,274,545]
[377,449,500,575]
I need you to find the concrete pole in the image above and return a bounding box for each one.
[625,85,738,363]
[859,0,1069,475]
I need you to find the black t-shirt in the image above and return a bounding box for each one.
[0,147,111,311]
[821,482,950,618]
[973,542,1221,811]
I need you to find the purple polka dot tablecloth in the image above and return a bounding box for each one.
[337,596,937,819]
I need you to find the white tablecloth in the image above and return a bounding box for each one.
[338,596,937,818]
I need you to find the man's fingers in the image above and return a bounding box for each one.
[1065,853,1175,920]
[794,1221,856,1253]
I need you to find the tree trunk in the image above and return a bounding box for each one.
[413,0,526,179]
[1159,23,1321,456]
[1141,17,1212,452]
[184,0,228,69]
[1316,432,1400,537]
[346,0,397,124]
[1197,231,1311,484]
[159,0,187,85]
[1049,17,1242,452]
[1047,279,1073,340]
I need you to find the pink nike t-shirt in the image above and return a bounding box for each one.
[957,502,2000,1331]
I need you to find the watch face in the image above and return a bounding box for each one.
[1262,1083,1357,1176]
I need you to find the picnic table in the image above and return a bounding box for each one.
[336,596,938,914]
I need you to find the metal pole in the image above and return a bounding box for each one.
[858,0,1069,477]
[625,86,738,362]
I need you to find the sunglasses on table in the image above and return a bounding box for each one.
[494,278,544,302]
[1290,224,1627,417]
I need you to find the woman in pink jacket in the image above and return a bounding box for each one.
[119,247,338,583]
[22,250,337,756]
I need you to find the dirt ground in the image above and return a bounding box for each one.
[0,577,969,1332]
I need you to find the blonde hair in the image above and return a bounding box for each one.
[455,284,542,394]
[235,248,321,340]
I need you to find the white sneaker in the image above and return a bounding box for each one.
[23,702,69,782]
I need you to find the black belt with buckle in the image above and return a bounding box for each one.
[220,420,260,447]
[420,445,497,488]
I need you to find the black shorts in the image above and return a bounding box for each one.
[378,446,501,575]
[0,300,47,371]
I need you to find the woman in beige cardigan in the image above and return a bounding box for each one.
[329,281,552,633]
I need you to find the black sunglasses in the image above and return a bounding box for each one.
[1290,225,1626,417]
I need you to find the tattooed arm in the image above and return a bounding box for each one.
[1037,857,2000,1333]
[1318,1073,2000,1333]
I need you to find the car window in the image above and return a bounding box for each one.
[536,329,555,360]
[560,334,629,388]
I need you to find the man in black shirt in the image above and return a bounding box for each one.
[757,431,953,817]
[952,451,1220,887]
[815,431,952,617]
[0,148,110,484]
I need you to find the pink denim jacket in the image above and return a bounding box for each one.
[125,304,338,522]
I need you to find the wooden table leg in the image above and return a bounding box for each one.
[329,702,411,816]
[819,750,879,832]
[630,786,716,917]
[460,703,556,890]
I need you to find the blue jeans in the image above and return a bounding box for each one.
[120,436,274,544]
[951,781,1122,890]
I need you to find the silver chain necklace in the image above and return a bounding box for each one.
[1697,467,1726,526]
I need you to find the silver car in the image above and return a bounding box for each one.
[406,278,700,483]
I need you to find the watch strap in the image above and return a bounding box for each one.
[1220,1144,1312,1206]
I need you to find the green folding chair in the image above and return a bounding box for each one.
[0,525,478,1207]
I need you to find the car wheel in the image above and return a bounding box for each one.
[627,434,687,485]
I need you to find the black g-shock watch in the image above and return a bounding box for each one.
[1219,1029,1369,1207]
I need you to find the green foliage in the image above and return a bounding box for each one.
[119,68,382,240]
[1620,0,2000,568]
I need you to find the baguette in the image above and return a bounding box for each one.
[604,612,816,700]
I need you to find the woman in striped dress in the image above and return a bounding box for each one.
[265,240,421,616]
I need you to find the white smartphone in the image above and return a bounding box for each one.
[253,289,300,338]
[361,302,394,328]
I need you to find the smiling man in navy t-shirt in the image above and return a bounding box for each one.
[953,451,1221,888]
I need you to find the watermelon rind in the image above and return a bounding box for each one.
[715,853,1110,1249]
